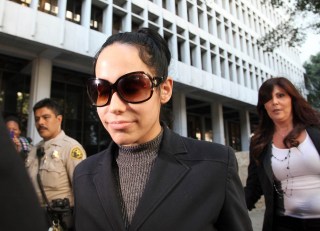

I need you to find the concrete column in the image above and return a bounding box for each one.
[202,3,209,32]
[231,55,237,82]
[220,19,225,42]
[206,41,212,73]
[180,0,188,21]
[238,3,243,22]
[214,46,221,76]
[227,22,233,47]
[81,0,92,28]
[184,36,191,66]
[172,92,188,137]
[239,62,245,86]
[195,36,201,68]
[224,50,230,80]
[191,2,198,26]
[27,57,52,144]
[212,12,218,37]
[103,3,113,34]
[168,0,175,13]
[230,0,236,16]
[211,102,225,144]
[235,30,241,49]
[30,0,39,9]
[122,1,131,32]
[252,68,258,91]
[57,0,67,19]
[244,61,251,89]
[256,68,262,87]
[240,109,251,151]
[247,36,253,58]
[57,0,67,45]
[224,0,230,12]
[171,32,179,61]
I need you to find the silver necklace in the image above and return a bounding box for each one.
[272,147,293,197]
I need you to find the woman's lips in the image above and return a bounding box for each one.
[108,121,132,130]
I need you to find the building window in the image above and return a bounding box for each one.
[113,13,123,34]
[66,0,82,24]
[207,14,214,35]
[187,1,194,24]
[198,8,205,30]
[175,0,183,18]
[91,5,103,31]
[210,44,217,75]
[162,0,168,10]
[9,0,31,7]
[216,14,222,40]
[0,54,31,136]
[177,39,185,62]
[39,0,58,15]
[219,48,225,78]
[190,44,197,67]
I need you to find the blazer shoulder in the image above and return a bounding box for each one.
[178,136,235,162]
[74,149,107,177]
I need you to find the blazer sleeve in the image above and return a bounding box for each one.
[216,147,253,231]
[244,151,263,210]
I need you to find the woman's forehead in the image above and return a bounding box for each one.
[96,44,151,81]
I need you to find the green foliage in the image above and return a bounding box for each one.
[259,0,320,52]
[303,52,320,110]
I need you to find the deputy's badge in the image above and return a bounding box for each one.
[51,150,60,159]
[70,147,83,160]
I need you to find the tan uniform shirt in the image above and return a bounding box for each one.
[26,130,86,207]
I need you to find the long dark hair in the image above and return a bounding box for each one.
[251,77,320,164]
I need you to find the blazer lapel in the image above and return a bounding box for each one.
[307,127,320,154]
[93,144,126,231]
[263,143,274,185]
[129,128,189,231]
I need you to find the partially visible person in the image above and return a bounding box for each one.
[5,115,32,160]
[0,115,47,231]
[245,77,320,231]
[73,28,252,231]
[25,98,86,231]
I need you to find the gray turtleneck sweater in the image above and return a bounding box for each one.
[116,130,163,229]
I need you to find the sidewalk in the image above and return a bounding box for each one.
[249,208,265,231]
[235,151,265,231]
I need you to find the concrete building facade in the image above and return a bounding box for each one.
[0,0,305,156]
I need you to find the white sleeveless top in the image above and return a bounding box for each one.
[271,132,320,218]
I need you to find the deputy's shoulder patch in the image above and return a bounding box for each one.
[70,147,84,160]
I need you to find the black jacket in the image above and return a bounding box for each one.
[245,126,320,231]
[0,116,47,231]
[74,125,252,231]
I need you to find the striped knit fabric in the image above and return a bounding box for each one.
[116,130,163,229]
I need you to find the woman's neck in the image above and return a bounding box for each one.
[274,122,293,136]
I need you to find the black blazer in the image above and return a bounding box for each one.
[245,126,320,231]
[74,126,252,231]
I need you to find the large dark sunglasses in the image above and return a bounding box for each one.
[87,71,164,107]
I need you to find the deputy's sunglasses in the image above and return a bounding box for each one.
[87,71,164,107]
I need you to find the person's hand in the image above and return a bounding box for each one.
[12,136,22,153]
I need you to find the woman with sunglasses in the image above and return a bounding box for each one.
[73,27,252,231]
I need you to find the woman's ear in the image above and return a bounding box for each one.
[160,77,173,104]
